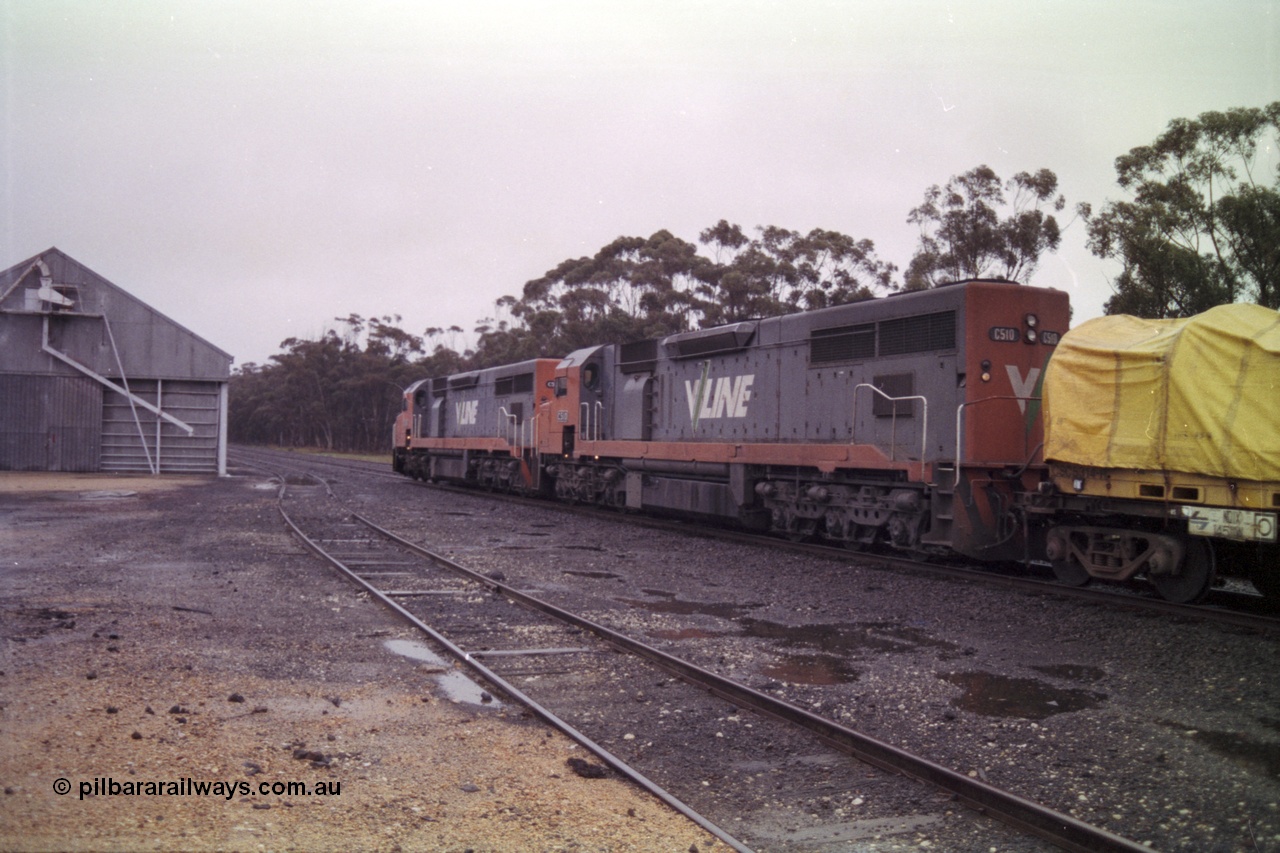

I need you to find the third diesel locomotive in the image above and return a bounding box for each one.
[393,279,1279,604]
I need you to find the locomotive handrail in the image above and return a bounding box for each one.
[579,401,604,442]
[954,396,1042,488]
[498,407,523,455]
[852,383,928,467]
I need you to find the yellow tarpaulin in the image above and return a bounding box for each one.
[1044,303,1280,483]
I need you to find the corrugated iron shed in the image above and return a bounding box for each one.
[0,248,233,474]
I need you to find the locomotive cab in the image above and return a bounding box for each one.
[391,378,432,474]
[545,345,611,455]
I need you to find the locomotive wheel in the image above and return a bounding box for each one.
[785,519,818,542]
[1050,558,1090,587]
[1150,538,1215,604]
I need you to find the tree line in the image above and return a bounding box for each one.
[230,101,1280,453]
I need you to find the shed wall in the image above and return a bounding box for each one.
[1,248,232,474]
[0,374,102,471]
[100,379,223,474]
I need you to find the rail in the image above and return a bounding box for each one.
[354,509,1153,853]
[272,485,751,853]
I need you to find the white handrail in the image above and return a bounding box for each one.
[953,395,1041,487]
[579,401,604,442]
[852,383,928,465]
[498,407,521,454]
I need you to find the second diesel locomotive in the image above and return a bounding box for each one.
[393,278,1279,603]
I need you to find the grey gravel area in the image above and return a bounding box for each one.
[359,474,1280,853]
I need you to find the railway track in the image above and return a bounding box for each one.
[231,445,1280,636]
[236,446,1161,852]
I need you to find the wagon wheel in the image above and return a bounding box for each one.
[1150,538,1215,604]
[1050,557,1091,587]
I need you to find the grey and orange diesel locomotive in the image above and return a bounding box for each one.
[393,279,1280,604]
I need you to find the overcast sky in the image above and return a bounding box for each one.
[2,1,1275,366]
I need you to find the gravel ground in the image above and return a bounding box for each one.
[358,473,1280,853]
[11,456,1277,852]
[0,472,719,852]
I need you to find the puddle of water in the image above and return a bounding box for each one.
[739,619,955,659]
[562,570,619,580]
[1031,663,1106,683]
[384,640,501,707]
[760,653,861,686]
[616,597,762,620]
[81,490,137,500]
[617,599,955,664]
[385,638,448,665]
[941,671,1106,720]
[1158,720,1280,777]
[641,589,677,598]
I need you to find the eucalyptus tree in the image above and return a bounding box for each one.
[904,165,1073,290]
[695,220,895,324]
[1086,102,1280,316]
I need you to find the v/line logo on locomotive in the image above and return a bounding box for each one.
[455,399,479,425]
[1005,365,1041,415]
[686,373,755,425]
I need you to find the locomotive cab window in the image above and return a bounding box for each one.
[582,364,599,390]
[554,377,568,397]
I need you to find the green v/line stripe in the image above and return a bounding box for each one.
[692,360,711,430]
